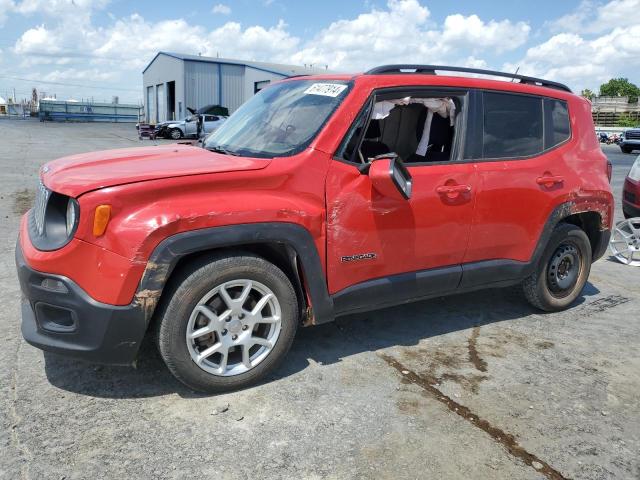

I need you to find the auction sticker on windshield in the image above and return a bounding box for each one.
[304,83,348,97]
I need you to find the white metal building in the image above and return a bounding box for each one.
[142,52,328,123]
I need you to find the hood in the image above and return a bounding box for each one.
[42,144,271,197]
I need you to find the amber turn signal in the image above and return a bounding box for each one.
[93,205,112,237]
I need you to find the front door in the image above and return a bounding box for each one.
[326,160,477,295]
[325,89,477,298]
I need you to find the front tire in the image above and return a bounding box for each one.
[523,223,592,312]
[155,253,299,393]
[621,146,632,154]
[169,128,183,140]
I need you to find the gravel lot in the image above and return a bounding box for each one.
[1,119,638,480]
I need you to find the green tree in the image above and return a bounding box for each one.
[599,78,640,103]
[581,88,594,100]
[617,114,639,127]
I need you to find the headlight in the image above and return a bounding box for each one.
[66,199,77,235]
[629,156,640,181]
[28,185,79,251]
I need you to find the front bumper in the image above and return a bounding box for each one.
[16,242,147,365]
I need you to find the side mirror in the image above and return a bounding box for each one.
[367,153,412,200]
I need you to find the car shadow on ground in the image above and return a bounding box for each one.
[43,282,600,399]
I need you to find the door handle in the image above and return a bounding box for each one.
[436,184,472,198]
[536,175,564,187]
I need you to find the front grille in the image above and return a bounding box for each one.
[626,130,640,140]
[33,181,50,235]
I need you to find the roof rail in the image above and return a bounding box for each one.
[364,64,572,93]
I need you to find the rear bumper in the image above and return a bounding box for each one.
[621,140,640,150]
[623,202,640,218]
[16,242,147,365]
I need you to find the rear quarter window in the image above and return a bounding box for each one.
[544,98,570,148]
[482,92,543,159]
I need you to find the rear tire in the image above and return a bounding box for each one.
[523,223,591,312]
[155,253,299,393]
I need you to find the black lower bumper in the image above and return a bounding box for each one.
[621,141,640,151]
[16,243,147,365]
[623,201,640,219]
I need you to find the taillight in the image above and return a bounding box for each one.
[606,160,612,183]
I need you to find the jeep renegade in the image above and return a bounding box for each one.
[16,65,614,392]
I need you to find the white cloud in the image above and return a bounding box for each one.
[205,19,299,61]
[94,15,207,69]
[289,0,528,70]
[14,25,62,55]
[506,22,640,91]
[548,0,640,34]
[212,3,231,15]
[6,0,638,100]
[0,0,16,25]
[13,0,109,17]
[43,67,117,82]
[594,0,640,30]
[8,0,530,73]
[441,14,530,54]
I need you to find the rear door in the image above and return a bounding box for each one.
[463,91,572,272]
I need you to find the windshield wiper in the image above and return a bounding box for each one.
[205,145,240,156]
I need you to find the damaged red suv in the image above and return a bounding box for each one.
[17,65,613,392]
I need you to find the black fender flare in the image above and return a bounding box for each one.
[531,201,610,265]
[134,222,334,325]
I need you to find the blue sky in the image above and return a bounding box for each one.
[0,0,638,103]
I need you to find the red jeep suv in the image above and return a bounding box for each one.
[16,65,613,392]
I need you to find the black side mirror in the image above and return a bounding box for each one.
[367,153,412,200]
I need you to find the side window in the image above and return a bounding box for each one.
[544,99,570,148]
[337,94,462,164]
[482,92,543,159]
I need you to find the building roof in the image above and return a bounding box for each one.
[143,51,330,77]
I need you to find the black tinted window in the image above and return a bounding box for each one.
[483,92,543,158]
[545,99,570,147]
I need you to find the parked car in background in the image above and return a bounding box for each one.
[16,65,613,393]
[623,154,640,218]
[144,105,231,139]
[157,114,228,139]
[620,128,640,153]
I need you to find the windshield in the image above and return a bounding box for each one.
[204,79,351,158]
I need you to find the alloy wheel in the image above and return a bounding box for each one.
[185,279,282,376]
[609,218,640,266]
